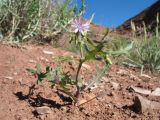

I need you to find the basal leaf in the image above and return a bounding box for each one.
[26,68,36,75]
[36,64,41,75]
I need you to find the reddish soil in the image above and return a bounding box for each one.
[0,42,160,120]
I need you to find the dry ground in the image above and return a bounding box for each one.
[0,43,160,120]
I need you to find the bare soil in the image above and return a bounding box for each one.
[0,43,160,120]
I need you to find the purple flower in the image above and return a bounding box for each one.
[71,18,90,34]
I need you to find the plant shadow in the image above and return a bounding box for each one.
[14,85,73,109]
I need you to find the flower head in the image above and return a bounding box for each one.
[71,18,90,35]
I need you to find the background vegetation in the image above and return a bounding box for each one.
[0,0,75,42]
[0,0,160,73]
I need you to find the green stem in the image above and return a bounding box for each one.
[75,60,83,97]
[80,43,84,59]
[75,38,84,98]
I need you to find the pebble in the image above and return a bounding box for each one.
[4,76,13,80]
[43,50,54,55]
[34,106,52,115]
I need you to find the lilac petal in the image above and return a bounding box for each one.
[82,24,90,29]
[75,19,78,23]
[71,18,90,33]
[74,28,79,33]
[71,24,77,28]
[83,23,90,26]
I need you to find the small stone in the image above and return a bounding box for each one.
[128,86,151,95]
[35,106,52,115]
[89,84,98,90]
[4,76,13,80]
[43,50,54,55]
[61,106,67,112]
[140,74,151,79]
[101,77,110,82]
[151,88,160,96]
[129,86,160,97]
[20,118,28,120]
[29,59,37,63]
[13,72,18,76]
[116,69,128,76]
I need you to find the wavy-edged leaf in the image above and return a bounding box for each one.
[84,43,104,61]
[108,42,133,56]
[84,65,109,90]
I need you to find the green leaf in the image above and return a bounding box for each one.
[45,72,53,81]
[105,55,112,65]
[88,13,95,23]
[36,64,41,75]
[46,66,51,73]
[101,28,110,41]
[26,68,36,75]
[84,65,109,90]
[108,42,133,56]
[85,43,104,61]
[86,37,96,47]
[37,73,46,84]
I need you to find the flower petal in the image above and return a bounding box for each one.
[71,18,90,34]
[74,28,79,33]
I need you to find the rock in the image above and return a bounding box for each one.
[61,106,67,112]
[151,88,160,96]
[43,50,54,55]
[13,72,18,76]
[140,74,151,79]
[116,69,128,76]
[132,95,160,113]
[35,106,52,115]
[129,86,151,95]
[88,84,98,91]
[129,86,160,96]
[20,118,28,120]
[29,59,37,63]
[4,76,13,80]
[101,77,110,82]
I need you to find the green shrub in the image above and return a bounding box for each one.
[126,35,160,72]
[124,13,160,72]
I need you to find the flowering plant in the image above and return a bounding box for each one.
[27,0,132,105]
[27,16,113,104]
[69,16,113,99]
